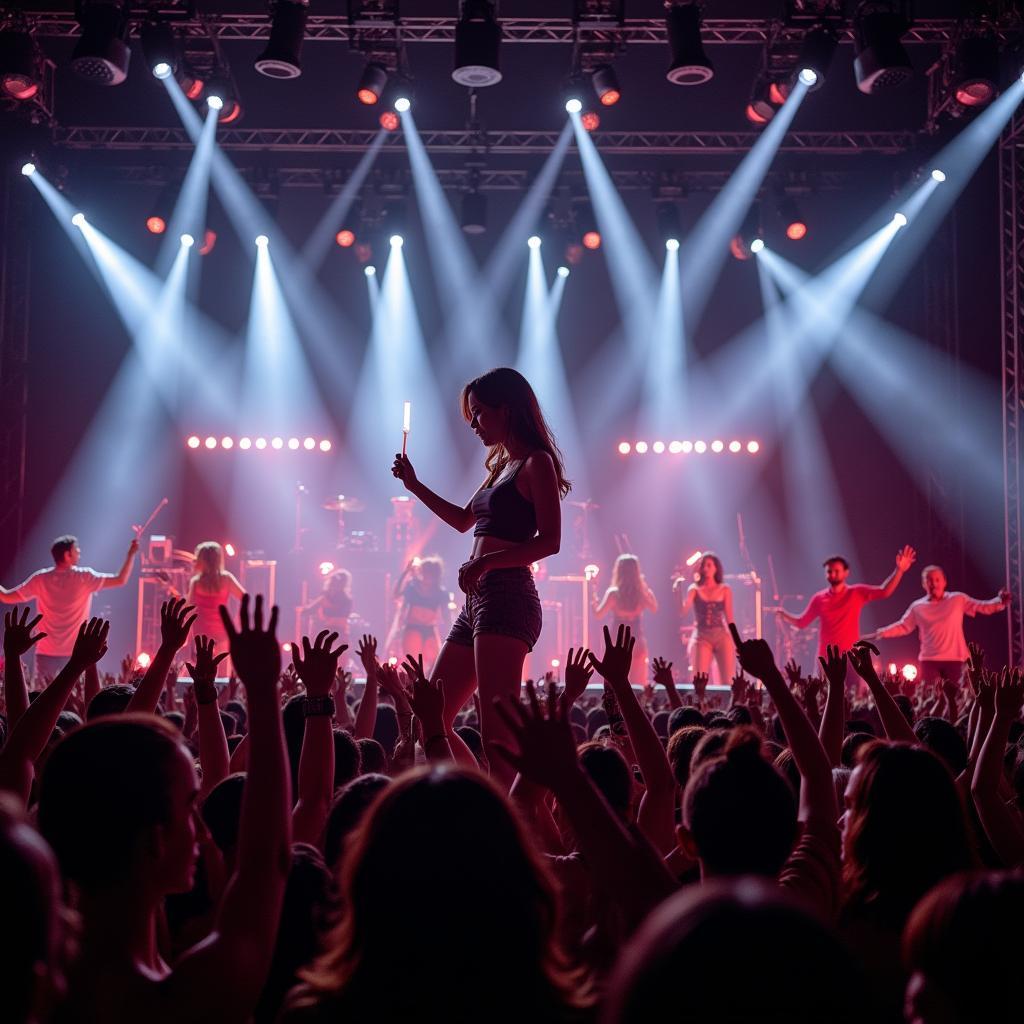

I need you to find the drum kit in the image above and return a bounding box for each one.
[321,493,374,550]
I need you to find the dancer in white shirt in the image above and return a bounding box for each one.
[867,565,1011,685]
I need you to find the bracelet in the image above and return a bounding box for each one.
[303,695,336,718]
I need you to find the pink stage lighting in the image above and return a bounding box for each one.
[747,440,760,454]
[221,436,234,449]
[136,652,152,669]
[617,441,631,455]
[239,437,252,450]
[685,550,703,566]
[693,441,707,453]
[204,436,217,449]
[187,435,201,449]
[320,439,332,452]
[711,440,724,453]
[901,664,918,682]
[303,437,316,450]
[652,441,666,454]
[288,438,300,450]
[255,437,268,450]
[271,437,284,450]
[282,642,292,653]
[669,441,684,454]
[224,543,236,557]
[681,441,693,453]
[634,441,649,454]
[319,561,335,576]
[729,440,742,453]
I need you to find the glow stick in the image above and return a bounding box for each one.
[402,401,411,456]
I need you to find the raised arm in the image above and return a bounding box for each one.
[592,587,614,618]
[2,607,46,729]
[392,453,476,533]
[875,545,917,599]
[847,641,917,744]
[404,653,453,763]
[870,602,918,640]
[126,598,196,714]
[354,634,379,740]
[970,669,1024,867]
[964,590,1013,617]
[652,656,682,710]
[730,624,837,824]
[0,619,109,804]
[589,625,677,854]
[675,581,697,614]
[166,595,291,1021]
[100,537,140,590]
[817,647,846,767]
[187,635,231,798]
[291,630,346,844]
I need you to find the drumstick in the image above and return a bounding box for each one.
[402,401,411,457]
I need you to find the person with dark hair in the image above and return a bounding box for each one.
[355,737,387,775]
[0,534,138,678]
[389,555,450,669]
[593,554,658,679]
[667,724,707,790]
[391,367,570,783]
[332,728,361,790]
[281,766,590,1022]
[322,773,391,870]
[674,553,735,686]
[868,564,1011,687]
[903,871,1024,1023]
[914,716,968,777]
[36,594,292,1024]
[602,879,867,1024]
[773,546,916,665]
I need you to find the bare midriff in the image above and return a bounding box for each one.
[471,535,524,561]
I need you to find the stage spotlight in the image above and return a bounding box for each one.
[180,233,195,248]
[204,436,217,449]
[141,19,177,80]
[711,439,724,453]
[255,234,269,248]
[655,201,683,247]
[364,265,376,277]
[136,652,151,669]
[527,235,542,249]
[618,441,631,455]
[303,436,315,450]
[179,61,205,100]
[224,543,236,557]
[394,95,411,112]
[952,32,999,108]
[453,0,502,87]
[666,238,680,252]
[669,441,684,454]
[749,237,765,254]
[239,437,252,450]
[207,94,223,111]
[693,440,707,453]
[730,203,762,260]
[255,437,268,450]
[592,63,621,106]
[582,230,601,250]
[852,4,913,94]
[0,24,43,100]
[271,437,284,449]
[794,23,837,91]
[565,96,583,114]
[931,168,946,182]
[681,441,693,453]
[769,80,789,105]
[187,435,200,449]
[206,75,242,123]
[581,110,600,132]
[728,440,742,453]
[199,229,218,256]
[221,436,233,449]
[652,441,666,454]
[288,437,300,450]
[778,195,807,240]
[635,441,649,454]
[357,61,388,104]
[578,203,601,251]
[20,161,36,176]
[336,229,356,248]
[389,234,404,248]
[379,109,399,131]
[71,1,131,86]
[747,440,760,453]
[746,75,776,125]
[557,265,570,278]
[319,439,332,452]
[461,190,487,235]
[255,0,308,80]
[892,212,907,227]
[901,663,918,682]
[665,1,714,86]
[584,563,600,581]
[71,213,86,227]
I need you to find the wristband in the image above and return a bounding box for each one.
[303,695,336,718]
[196,686,219,706]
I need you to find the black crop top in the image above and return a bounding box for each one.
[471,459,537,542]
[694,592,726,631]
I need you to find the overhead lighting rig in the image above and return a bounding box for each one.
[348,1,404,110]
[70,0,132,86]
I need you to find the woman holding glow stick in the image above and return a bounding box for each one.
[391,367,570,785]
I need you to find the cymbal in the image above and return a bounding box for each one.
[323,494,365,512]
[568,499,601,510]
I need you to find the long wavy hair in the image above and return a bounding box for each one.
[697,553,724,585]
[294,766,588,1019]
[193,541,224,585]
[609,554,652,614]
[842,742,976,927]
[461,367,571,497]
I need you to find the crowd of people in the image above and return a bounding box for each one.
[2,367,1022,1022]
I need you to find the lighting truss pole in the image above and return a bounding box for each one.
[1000,113,1024,666]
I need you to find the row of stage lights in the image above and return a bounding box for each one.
[186,435,333,452]
[617,440,761,456]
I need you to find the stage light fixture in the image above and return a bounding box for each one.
[580,110,600,132]
[747,440,760,453]
[892,212,907,227]
[71,2,132,86]
[461,190,487,235]
[204,436,217,449]
[394,95,411,112]
[665,1,714,86]
[666,238,680,252]
[852,4,913,94]
[71,212,86,227]
[365,265,376,276]
[730,203,762,261]
[0,24,43,100]
[618,442,631,455]
[578,203,601,251]
[357,61,389,105]
[565,96,583,114]
[652,441,666,454]
[288,438,300,450]
[778,195,807,241]
[746,75,776,125]
[931,168,946,182]
[336,228,356,248]
[141,19,177,80]
[655,201,683,248]
[901,663,918,682]
[206,75,242,123]
[557,265,570,278]
[669,441,684,453]
[681,441,693,453]
[207,94,224,111]
[769,80,789,105]
[255,437,268,449]
[224,543,236,557]
[255,0,309,80]
[635,441,649,454]
[453,0,502,87]
[199,229,217,256]
[563,73,587,115]
[320,439,332,452]
[136,652,152,669]
[951,32,999,108]
[750,238,765,253]
[303,436,316,450]
[379,109,399,131]
[180,233,195,248]
[389,234,404,248]
[255,234,269,248]
[592,63,621,105]
[20,161,36,176]
[272,437,283,449]
[693,440,707,453]
[221,436,234,449]
[187,435,200,449]
[527,235,542,249]
[794,23,837,91]
[729,440,742,453]
[239,437,252,450]
[711,439,724,452]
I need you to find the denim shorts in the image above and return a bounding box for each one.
[447,567,542,651]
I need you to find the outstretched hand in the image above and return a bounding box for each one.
[186,635,228,703]
[994,667,1024,719]
[402,653,445,733]
[652,656,674,690]
[728,622,777,681]
[492,679,577,789]
[220,594,280,689]
[588,624,635,687]
[563,646,594,705]
[847,640,880,685]
[356,634,377,677]
[69,617,110,670]
[160,597,198,653]
[784,659,802,687]
[292,630,347,698]
[817,645,848,690]
[691,672,709,700]
[895,545,917,573]
[3,607,47,658]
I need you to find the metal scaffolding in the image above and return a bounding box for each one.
[1000,114,1024,666]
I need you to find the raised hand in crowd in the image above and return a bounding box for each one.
[652,655,682,709]
[691,671,709,706]
[403,652,451,762]
[186,635,230,796]
[563,645,594,706]
[3,606,46,730]
[128,597,197,714]
[730,670,749,707]
[816,645,847,767]
[848,640,916,744]
[784,658,803,688]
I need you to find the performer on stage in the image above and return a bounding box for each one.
[392,367,569,782]
[186,542,245,656]
[773,547,917,661]
[391,556,450,668]
[674,552,734,685]
[303,568,355,647]
[866,564,1011,685]
[0,534,138,678]
[593,553,658,675]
